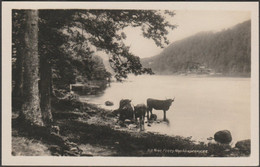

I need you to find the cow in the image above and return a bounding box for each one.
[133,104,147,131]
[147,98,175,121]
[118,99,134,122]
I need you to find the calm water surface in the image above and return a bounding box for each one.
[80,75,250,144]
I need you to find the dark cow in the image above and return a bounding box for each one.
[134,104,147,131]
[118,99,134,122]
[147,98,175,121]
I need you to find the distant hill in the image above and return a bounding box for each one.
[141,20,251,77]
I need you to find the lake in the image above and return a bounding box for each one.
[80,75,250,144]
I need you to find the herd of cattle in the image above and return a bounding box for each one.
[114,98,175,131]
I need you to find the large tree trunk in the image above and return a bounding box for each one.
[21,10,44,126]
[13,45,24,98]
[40,55,53,125]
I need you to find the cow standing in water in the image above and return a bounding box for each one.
[134,104,147,131]
[147,98,175,121]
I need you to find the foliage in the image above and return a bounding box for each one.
[12,10,26,91]
[39,9,175,82]
[12,9,176,95]
[142,20,251,77]
[11,9,176,127]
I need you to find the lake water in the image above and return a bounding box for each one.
[80,75,250,144]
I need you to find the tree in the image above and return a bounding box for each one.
[13,9,176,127]
[12,10,26,107]
[20,10,44,126]
[39,51,53,125]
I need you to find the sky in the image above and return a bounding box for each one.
[123,10,251,58]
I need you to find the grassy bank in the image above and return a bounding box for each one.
[12,98,250,157]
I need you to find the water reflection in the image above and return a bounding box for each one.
[80,75,250,143]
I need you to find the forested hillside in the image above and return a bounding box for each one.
[142,20,251,77]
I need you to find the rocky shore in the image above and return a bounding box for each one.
[12,98,250,157]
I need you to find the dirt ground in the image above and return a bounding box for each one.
[12,101,250,157]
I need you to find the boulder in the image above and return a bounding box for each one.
[124,119,132,124]
[128,124,137,130]
[105,101,114,106]
[235,139,250,152]
[208,143,231,156]
[214,130,232,144]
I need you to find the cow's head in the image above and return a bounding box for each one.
[119,99,132,109]
[167,97,175,105]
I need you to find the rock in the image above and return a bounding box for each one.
[235,139,250,152]
[128,124,137,130]
[70,147,78,152]
[63,150,79,156]
[124,119,132,124]
[105,101,114,106]
[156,121,160,123]
[207,137,214,140]
[114,125,121,129]
[224,148,231,152]
[214,130,232,144]
[147,124,151,127]
[208,143,231,156]
[66,142,77,147]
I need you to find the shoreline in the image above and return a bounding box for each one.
[12,99,250,157]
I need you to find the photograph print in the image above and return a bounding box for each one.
[2,1,259,166]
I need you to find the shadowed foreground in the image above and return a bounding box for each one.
[12,100,250,157]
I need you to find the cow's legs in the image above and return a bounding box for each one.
[147,108,152,120]
[163,110,166,121]
[149,110,153,120]
[140,116,145,131]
